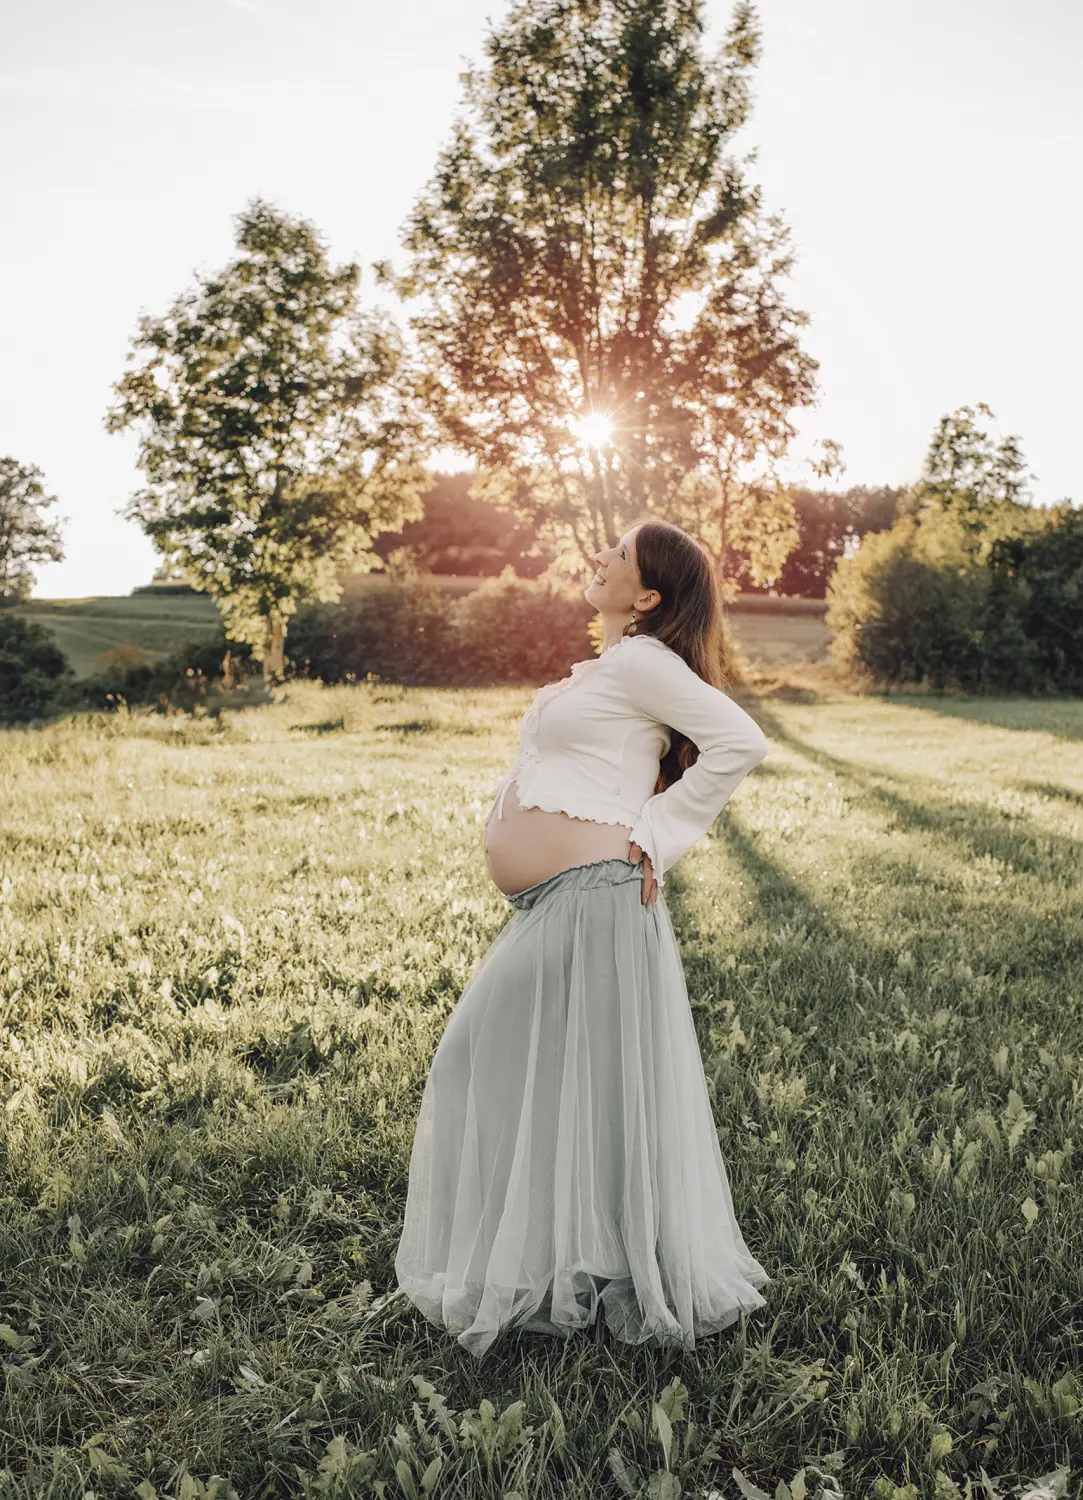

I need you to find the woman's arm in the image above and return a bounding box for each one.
[622,640,768,892]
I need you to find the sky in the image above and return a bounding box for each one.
[3,0,1080,598]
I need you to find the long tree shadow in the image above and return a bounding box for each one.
[751,702,1083,884]
[1017,779,1083,809]
[672,795,1074,1047]
[663,811,918,1314]
[875,692,1083,743]
[666,798,1083,1395]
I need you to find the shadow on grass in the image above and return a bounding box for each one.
[288,716,347,735]
[1017,779,1083,808]
[875,692,1083,743]
[752,702,1083,883]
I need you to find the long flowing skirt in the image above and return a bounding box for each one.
[394,856,770,1360]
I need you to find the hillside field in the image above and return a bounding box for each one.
[1,683,1080,1496]
[18,584,830,679]
[17,594,223,679]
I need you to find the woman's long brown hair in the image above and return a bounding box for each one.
[619,518,730,796]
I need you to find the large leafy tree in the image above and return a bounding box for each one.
[914,403,1032,508]
[378,0,832,590]
[903,403,1041,556]
[107,199,428,678]
[0,458,65,601]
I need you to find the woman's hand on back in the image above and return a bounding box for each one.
[628,842,658,907]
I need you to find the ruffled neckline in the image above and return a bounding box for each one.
[514,632,671,767]
[565,631,636,683]
[563,629,671,680]
[530,631,668,704]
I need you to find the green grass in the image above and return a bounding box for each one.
[1,684,1081,1498]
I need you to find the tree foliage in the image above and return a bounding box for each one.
[378,0,828,592]
[904,401,1035,542]
[984,505,1083,693]
[826,509,992,689]
[826,407,1080,692]
[734,484,904,597]
[0,457,65,601]
[0,611,72,722]
[370,471,556,577]
[106,199,428,677]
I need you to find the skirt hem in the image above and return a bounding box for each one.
[397,1260,772,1360]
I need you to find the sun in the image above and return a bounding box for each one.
[570,411,614,450]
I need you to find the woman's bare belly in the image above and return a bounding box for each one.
[483,777,634,896]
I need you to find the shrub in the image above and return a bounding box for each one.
[80,633,256,710]
[0,610,73,722]
[448,569,592,683]
[985,505,1083,693]
[826,512,989,689]
[827,503,1083,693]
[78,572,592,707]
[287,570,593,687]
[285,576,461,685]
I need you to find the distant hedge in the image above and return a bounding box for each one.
[82,572,597,707]
[129,582,200,597]
[286,570,593,686]
[827,503,1083,693]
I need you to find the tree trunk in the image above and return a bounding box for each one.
[717,491,728,589]
[596,448,615,545]
[263,613,286,684]
[715,454,733,593]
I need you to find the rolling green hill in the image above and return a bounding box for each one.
[17,594,222,678]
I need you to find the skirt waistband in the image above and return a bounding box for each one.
[504,857,645,910]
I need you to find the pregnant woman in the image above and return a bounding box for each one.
[395,518,772,1359]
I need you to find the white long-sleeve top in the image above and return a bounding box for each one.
[488,631,768,891]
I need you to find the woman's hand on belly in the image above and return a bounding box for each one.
[629,841,658,907]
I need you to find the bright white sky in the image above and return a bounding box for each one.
[4,0,1080,598]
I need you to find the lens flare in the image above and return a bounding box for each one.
[570,412,614,450]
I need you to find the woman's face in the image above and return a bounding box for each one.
[585,526,652,614]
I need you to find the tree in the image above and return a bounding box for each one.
[733,483,904,597]
[825,407,1064,692]
[905,403,1036,545]
[0,458,65,601]
[106,199,429,679]
[377,0,830,593]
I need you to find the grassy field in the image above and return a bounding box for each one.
[2,684,1081,1498]
[17,595,222,678]
[17,588,830,678]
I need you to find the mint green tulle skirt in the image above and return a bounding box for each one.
[394,857,770,1360]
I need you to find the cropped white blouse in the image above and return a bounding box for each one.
[488,631,768,891]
